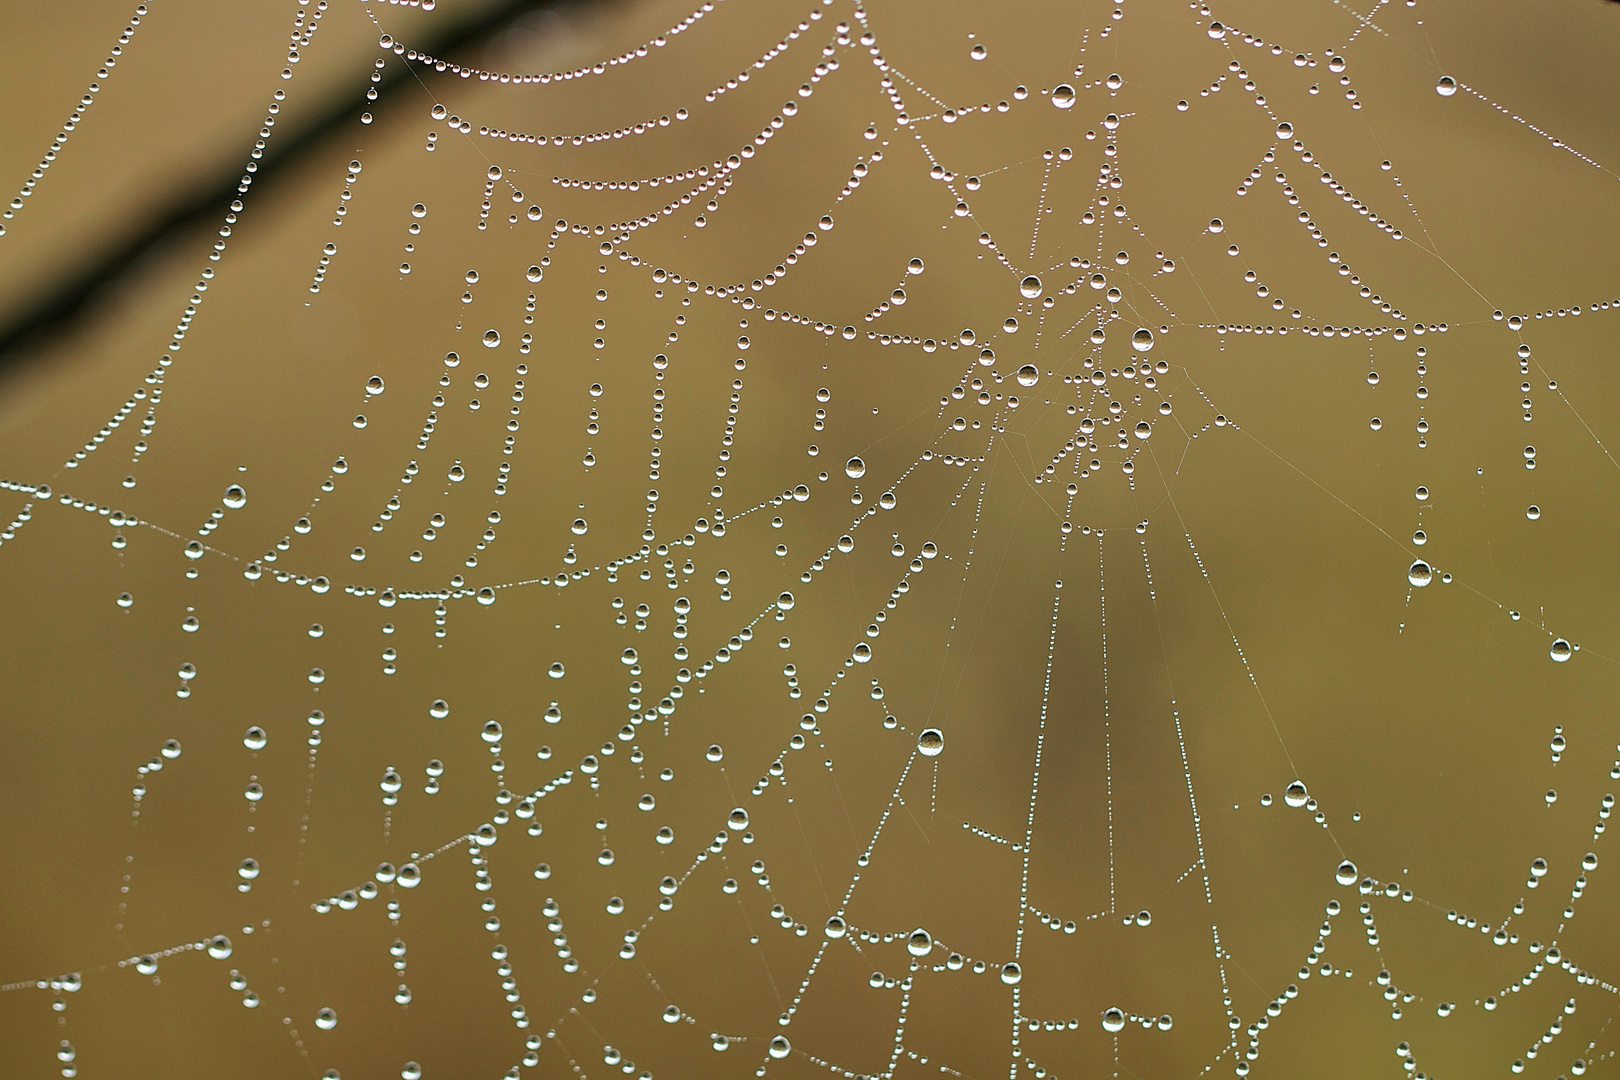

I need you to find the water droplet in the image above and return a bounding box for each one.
[918,728,944,756]
[969,43,987,61]
[1131,328,1155,353]
[527,265,543,282]
[1051,85,1075,109]
[223,484,247,509]
[769,1035,792,1058]
[1283,780,1309,808]
[1208,218,1225,234]
[315,1007,337,1031]
[1101,1007,1126,1032]
[845,457,866,479]
[1408,560,1432,587]
[728,807,749,830]
[1016,365,1039,387]
[1000,962,1022,985]
[244,726,267,751]
[1436,76,1457,97]
[907,928,933,956]
[207,935,233,960]
[1020,275,1043,298]
[1335,860,1359,886]
[482,329,500,348]
[1551,639,1572,662]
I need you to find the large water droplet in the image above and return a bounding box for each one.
[1436,76,1457,97]
[918,729,944,756]
[1408,560,1432,587]
[1051,85,1075,108]
[845,457,866,479]
[1020,275,1043,298]
[1131,328,1155,353]
[1551,638,1572,662]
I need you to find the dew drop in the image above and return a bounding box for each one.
[1131,328,1155,353]
[1020,275,1043,298]
[1408,560,1432,587]
[1283,780,1309,808]
[918,728,944,756]
[1016,365,1039,387]
[845,457,866,479]
[1051,84,1075,109]
[482,329,500,348]
[1336,860,1359,886]
[1436,76,1457,97]
[1551,638,1572,662]
[315,1008,337,1031]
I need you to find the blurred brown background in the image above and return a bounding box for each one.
[4,0,1620,1077]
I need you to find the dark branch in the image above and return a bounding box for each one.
[0,0,594,373]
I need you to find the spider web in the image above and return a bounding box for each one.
[4,0,1620,1078]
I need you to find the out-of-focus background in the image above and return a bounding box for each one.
[4,1,1620,1077]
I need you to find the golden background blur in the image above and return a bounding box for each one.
[4,0,1620,1077]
